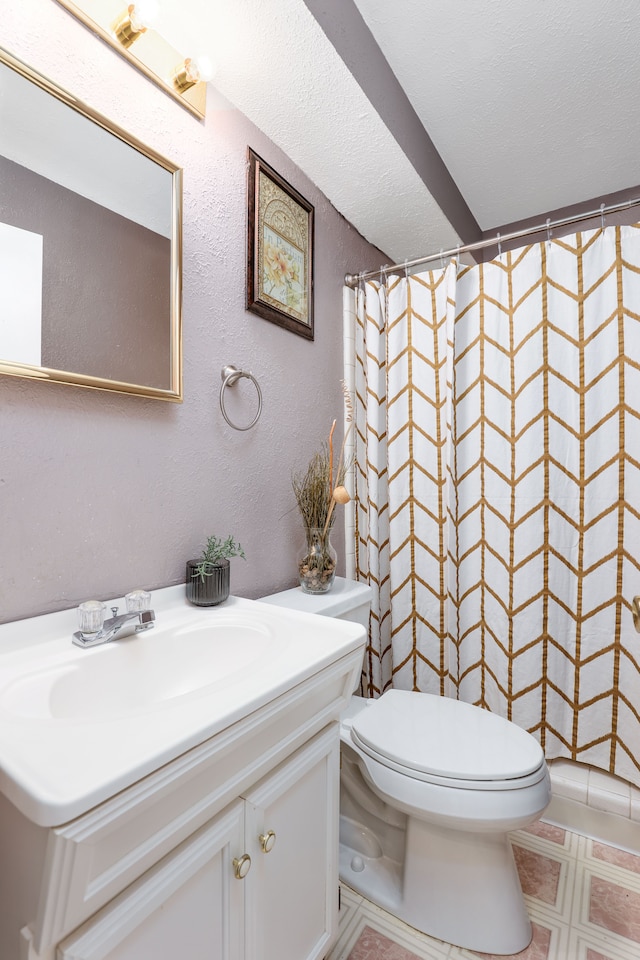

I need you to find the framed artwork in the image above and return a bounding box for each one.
[247,148,314,340]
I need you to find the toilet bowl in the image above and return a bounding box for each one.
[260,578,551,955]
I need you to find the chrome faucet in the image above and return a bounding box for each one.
[73,592,155,648]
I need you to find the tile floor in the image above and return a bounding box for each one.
[326,820,640,960]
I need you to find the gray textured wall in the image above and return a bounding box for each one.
[0,3,384,623]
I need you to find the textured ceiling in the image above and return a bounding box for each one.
[161,0,640,264]
[352,0,640,230]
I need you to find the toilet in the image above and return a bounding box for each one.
[260,578,551,955]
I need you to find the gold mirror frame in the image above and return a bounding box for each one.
[0,46,183,402]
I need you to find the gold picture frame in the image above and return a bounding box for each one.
[247,149,314,340]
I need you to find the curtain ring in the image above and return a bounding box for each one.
[600,202,606,231]
[546,218,552,247]
[497,232,502,256]
[220,365,262,431]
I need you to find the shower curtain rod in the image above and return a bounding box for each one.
[344,196,640,287]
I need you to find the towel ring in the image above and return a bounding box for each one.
[220,365,262,431]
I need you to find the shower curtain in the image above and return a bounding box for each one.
[352,224,640,787]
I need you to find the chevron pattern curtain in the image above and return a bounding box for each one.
[354,224,640,786]
[353,280,392,696]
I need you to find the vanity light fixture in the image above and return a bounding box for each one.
[172,55,214,93]
[55,0,209,120]
[112,1,159,48]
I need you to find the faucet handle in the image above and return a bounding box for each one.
[125,589,151,613]
[78,600,106,640]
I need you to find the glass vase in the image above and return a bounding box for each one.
[297,527,337,594]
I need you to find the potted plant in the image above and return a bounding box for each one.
[186,535,246,606]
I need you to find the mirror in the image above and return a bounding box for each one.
[0,47,182,401]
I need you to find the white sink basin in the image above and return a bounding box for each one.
[0,588,366,826]
[1,615,281,720]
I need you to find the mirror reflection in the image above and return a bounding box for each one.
[0,47,182,401]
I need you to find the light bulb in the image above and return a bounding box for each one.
[191,55,215,83]
[129,0,159,32]
[172,54,215,92]
[113,1,159,47]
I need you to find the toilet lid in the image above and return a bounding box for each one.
[351,690,544,782]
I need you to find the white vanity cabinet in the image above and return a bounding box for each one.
[55,728,339,960]
[56,800,246,960]
[242,727,339,960]
[0,590,365,960]
[8,648,358,960]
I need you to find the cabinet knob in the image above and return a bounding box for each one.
[232,853,252,880]
[259,829,276,854]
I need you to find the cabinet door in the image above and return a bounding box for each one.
[57,800,245,960]
[242,725,339,960]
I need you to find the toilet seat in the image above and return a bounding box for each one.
[350,690,546,791]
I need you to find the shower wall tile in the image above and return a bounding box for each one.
[588,770,630,798]
[553,776,589,804]
[546,760,640,856]
[551,759,590,783]
[549,759,589,803]
[587,787,630,818]
[588,769,631,817]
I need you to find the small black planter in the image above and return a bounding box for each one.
[185,559,230,606]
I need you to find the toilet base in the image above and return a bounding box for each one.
[339,816,532,955]
[339,841,403,915]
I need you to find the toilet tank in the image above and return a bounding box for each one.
[260,576,371,628]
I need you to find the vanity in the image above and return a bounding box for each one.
[0,587,365,960]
